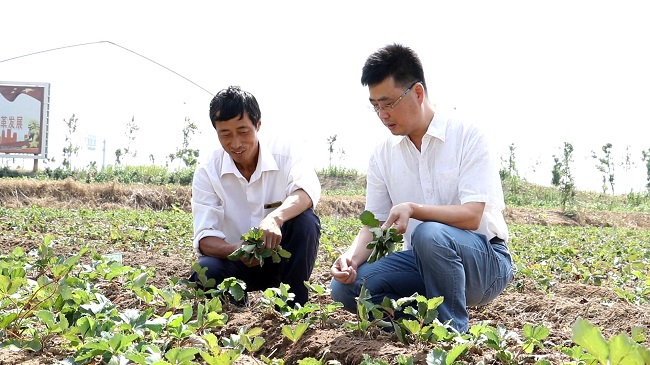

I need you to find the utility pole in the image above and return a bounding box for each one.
[102,139,106,169]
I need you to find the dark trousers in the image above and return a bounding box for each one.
[190,209,321,305]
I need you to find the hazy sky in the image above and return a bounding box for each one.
[2,1,649,193]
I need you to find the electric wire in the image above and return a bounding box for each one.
[0,40,213,95]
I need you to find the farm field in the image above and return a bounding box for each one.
[1,178,649,364]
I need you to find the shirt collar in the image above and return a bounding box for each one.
[220,141,279,178]
[426,112,447,142]
[390,112,447,147]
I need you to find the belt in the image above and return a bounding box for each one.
[490,237,505,245]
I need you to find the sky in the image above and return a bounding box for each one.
[2,1,650,193]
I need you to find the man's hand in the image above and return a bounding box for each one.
[258,215,282,249]
[382,202,413,233]
[240,254,260,267]
[331,256,358,285]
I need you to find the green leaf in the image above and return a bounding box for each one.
[145,317,167,333]
[630,327,646,343]
[524,323,550,341]
[183,305,193,323]
[0,313,17,329]
[297,359,321,365]
[572,318,609,363]
[368,227,383,237]
[165,347,200,363]
[608,333,645,365]
[401,319,421,335]
[131,272,150,288]
[242,244,257,253]
[359,210,380,227]
[200,351,240,365]
[271,250,281,263]
[249,337,265,352]
[426,349,447,365]
[241,227,264,242]
[0,275,12,293]
[278,248,292,259]
[282,322,309,343]
[445,344,468,364]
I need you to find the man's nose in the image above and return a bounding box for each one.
[231,135,242,148]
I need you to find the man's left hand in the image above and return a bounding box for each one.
[382,202,413,234]
[258,216,282,249]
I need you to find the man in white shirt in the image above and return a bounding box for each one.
[190,86,321,306]
[330,44,514,333]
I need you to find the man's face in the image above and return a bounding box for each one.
[368,76,418,136]
[215,113,260,167]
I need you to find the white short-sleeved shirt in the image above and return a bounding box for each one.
[365,109,509,250]
[191,136,321,255]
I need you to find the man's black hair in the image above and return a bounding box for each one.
[361,43,427,92]
[208,85,261,127]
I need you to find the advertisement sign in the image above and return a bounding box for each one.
[0,81,50,158]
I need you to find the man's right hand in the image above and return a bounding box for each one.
[241,256,260,267]
[331,256,357,285]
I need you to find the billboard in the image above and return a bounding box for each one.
[0,81,50,159]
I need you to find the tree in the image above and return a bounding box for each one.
[500,143,519,180]
[114,116,139,166]
[642,148,650,191]
[551,156,561,187]
[327,134,337,167]
[62,114,80,170]
[168,117,200,169]
[591,143,615,194]
[552,142,576,212]
[621,144,635,193]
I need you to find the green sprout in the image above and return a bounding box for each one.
[359,210,403,263]
[227,227,291,267]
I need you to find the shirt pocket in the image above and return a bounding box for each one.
[434,168,459,205]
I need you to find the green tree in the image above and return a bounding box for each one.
[551,156,561,187]
[114,116,139,166]
[621,144,635,193]
[500,143,518,180]
[327,134,337,167]
[552,142,576,212]
[168,117,200,169]
[62,114,80,170]
[642,148,650,191]
[591,143,615,194]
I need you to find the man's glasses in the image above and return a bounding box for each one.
[370,81,420,114]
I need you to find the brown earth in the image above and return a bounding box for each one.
[1,179,649,364]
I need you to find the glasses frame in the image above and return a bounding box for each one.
[371,81,420,114]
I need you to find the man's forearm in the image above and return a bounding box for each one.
[409,202,485,231]
[198,236,238,258]
[347,226,374,265]
[266,189,313,225]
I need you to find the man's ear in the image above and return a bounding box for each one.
[256,120,261,131]
[415,83,425,101]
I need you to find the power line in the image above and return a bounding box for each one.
[0,40,213,95]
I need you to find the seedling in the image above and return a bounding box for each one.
[359,210,403,263]
[228,227,291,267]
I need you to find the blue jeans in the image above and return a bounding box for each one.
[190,209,321,306]
[330,222,514,333]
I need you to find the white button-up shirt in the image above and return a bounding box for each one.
[365,109,508,250]
[191,136,321,255]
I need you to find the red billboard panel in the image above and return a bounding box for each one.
[0,81,50,158]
